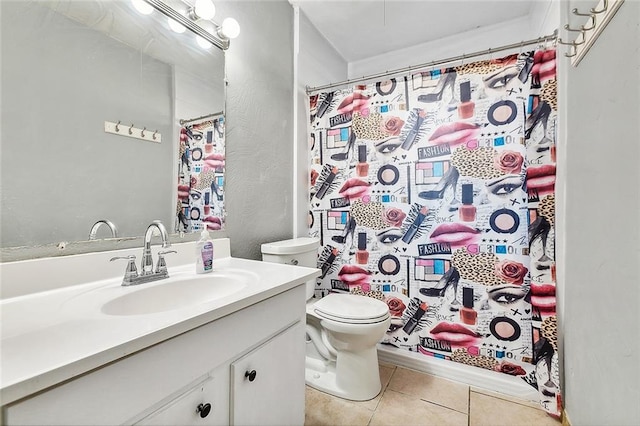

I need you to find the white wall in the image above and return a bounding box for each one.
[560,1,640,424]
[294,8,348,237]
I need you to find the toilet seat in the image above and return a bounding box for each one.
[313,294,390,324]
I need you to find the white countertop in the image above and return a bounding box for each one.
[0,256,319,405]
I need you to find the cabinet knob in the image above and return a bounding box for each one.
[197,403,212,418]
[245,369,257,382]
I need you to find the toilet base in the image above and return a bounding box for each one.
[305,347,382,401]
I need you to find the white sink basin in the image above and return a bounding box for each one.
[101,272,249,316]
[59,267,256,317]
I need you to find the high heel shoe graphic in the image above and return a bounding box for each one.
[419,267,460,298]
[529,216,551,263]
[331,132,356,161]
[525,102,551,140]
[332,217,356,244]
[417,72,457,103]
[418,167,459,200]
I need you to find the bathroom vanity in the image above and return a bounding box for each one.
[0,239,319,425]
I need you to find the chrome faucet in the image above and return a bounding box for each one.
[110,220,176,286]
[141,220,171,274]
[89,219,118,240]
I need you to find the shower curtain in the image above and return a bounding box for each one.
[176,117,226,233]
[307,49,559,415]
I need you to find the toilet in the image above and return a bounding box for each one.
[261,237,391,401]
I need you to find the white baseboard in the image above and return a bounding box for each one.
[377,344,539,403]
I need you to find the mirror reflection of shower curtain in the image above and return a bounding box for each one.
[176,117,226,233]
[307,49,559,416]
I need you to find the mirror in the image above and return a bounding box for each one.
[0,0,226,250]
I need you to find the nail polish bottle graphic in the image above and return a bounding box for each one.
[460,287,477,325]
[459,184,476,222]
[403,302,428,335]
[550,145,557,163]
[458,81,474,119]
[356,232,369,264]
[203,192,211,216]
[356,145,369,177]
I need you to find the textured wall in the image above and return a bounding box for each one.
[562,1,640,424]
[221,1,295,260]
[296,10,349,237]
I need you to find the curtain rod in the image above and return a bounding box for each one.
[306,31,558,94]
[179,111,224,126]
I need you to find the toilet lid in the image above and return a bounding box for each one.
[313,294,390,323]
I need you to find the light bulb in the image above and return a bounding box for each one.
[168,17,186,33]
[220,17,240,39]
[194,0,215,20]
[131,0,153,15]
[196,35,213,49]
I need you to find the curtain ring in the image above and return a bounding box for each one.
[591,0,608,14]
[141,127,146,137]
[115,121,120,132]
[153,130,158,140]
[129,124,134,135]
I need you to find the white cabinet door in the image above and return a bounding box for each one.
[230,322,305,426]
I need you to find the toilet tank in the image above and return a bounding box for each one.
[261,237,320,300]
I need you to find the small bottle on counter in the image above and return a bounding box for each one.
[196,228,214,274]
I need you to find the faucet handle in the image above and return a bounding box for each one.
[110,255,138,284]
[156,250,177,274]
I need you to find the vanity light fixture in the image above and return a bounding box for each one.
[193,0,216,20]
[137,0,240,50]
[167,15,187,33]
[132,0,154,15]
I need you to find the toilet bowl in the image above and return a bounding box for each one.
[261,238,391,401]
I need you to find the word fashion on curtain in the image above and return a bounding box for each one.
[308,49,558,415]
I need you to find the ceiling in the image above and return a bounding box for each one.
[295,1,536,62]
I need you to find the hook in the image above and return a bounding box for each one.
[115,121,120,132]
[564,23,585,32]
[153,130,158,140]
[564,44,578,58]
[582,15,596,31]
[141,127,146,137]
[129,124,134,135]
[591,0,608,14]
[571,7,593,17]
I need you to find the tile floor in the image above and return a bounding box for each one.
[305,363,561,426]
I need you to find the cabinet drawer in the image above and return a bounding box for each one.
[136,376,218,426]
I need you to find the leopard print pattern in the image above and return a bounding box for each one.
[451,348,499,370]
[351,111,389,141]
[454,61,503,76]
[350,199,388,230]
[451,146,503,179]
[194,169,217,191]
[541,79,557,111]
[349,287,385,301]
[538,194,555,228]
[451,248,505,286]
[541,316,558,352]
